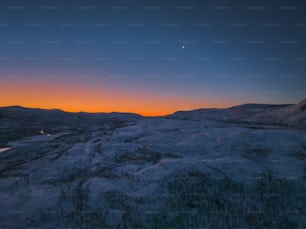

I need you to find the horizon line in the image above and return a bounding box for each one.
[0,100,300,117]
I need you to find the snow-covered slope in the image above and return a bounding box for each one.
[170,99,306,127]
[0,101,305,228]
[0,106,141,146]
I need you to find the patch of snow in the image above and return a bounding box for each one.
[0,147,11,153]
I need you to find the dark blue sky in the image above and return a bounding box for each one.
[1,0,306,114]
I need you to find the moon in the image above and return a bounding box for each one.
[182,45,185,50]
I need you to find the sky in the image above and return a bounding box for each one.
[0,0,306,116]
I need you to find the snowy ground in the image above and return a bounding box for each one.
[0,103,305,228]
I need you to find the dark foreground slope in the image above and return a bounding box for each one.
[0,101,305,228]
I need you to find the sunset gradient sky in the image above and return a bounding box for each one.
[1,0,306,115]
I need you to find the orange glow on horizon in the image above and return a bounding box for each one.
[0,79,234,116]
